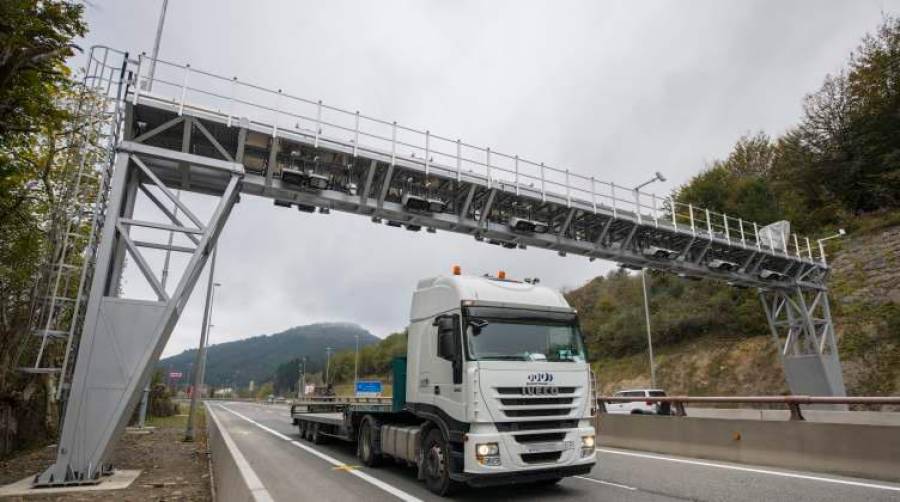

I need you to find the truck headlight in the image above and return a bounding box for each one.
[581,435,595,457]
[475,442,501,465]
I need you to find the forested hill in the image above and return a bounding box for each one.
[158,323,379,388]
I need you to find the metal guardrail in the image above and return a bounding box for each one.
[598,395,900,421]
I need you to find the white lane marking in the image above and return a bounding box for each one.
[220,406,292,440]
[597,447,900,493]
[573,476,637,491]
[206,405,275,502]
[219,404,424,502]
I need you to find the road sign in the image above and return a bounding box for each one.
[355,380,383,397]
[169,371,183,379]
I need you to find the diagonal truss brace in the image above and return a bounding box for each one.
[35,151,242,486]
[759,287,846,397]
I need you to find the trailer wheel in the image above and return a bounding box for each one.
[357,418,382,467]
[422,429,461,496]
[311,423,326,444]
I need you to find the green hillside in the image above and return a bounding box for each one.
[158,323,379,389]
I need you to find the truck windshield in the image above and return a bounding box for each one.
[466,320,586,362]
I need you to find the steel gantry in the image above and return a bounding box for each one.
[32,46,844,485]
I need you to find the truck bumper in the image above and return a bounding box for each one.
[453,462,594,487]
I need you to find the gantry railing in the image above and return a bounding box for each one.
[84,46,830,266]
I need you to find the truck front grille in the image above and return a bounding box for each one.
[499,397,574,406]
[496,420,578,432]
[493,386,581,419]
[513,432,567,443]
[504,408,572,418]
[521,451,563,464]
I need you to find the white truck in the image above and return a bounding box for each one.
[290,270,597,495]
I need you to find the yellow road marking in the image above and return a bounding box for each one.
[332,464,362,472]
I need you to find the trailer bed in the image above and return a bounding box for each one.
[294,412,345,426]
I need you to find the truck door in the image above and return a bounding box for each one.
[432,314,466,422]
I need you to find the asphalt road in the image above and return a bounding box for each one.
[209,401,900,502]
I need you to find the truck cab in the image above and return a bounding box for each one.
[290,270,596,496]
[405,272,596,492]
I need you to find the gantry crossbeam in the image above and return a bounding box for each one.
[123,97,827,293]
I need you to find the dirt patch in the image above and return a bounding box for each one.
[0,412,210,501]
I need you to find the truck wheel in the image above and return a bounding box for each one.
[300,422,311,441]
[298,421,307,439]
[311,423,326,444]
[357,418,382,467]
[422,429,461,496]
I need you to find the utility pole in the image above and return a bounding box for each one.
[138,0,172,429]
[324,347,333,386]
[185,247,219,442]
[136,0,172,428]
[354,334,360,390]
[147,0,169,92]
[137,381,150,428]
[297,357,307,398]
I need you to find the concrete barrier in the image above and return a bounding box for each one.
[206,403,274,502]
[596,414,900,482]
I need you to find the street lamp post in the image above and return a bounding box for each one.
[634,172,666,389]
[641,271,656,388]
[185,248,220,441]
[146,0,169,92]
[816,229,846,266]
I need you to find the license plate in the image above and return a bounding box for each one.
[526,441,573,453]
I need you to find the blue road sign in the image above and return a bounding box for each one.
[356,380,383,397]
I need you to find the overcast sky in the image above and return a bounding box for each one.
[76,0,897,357]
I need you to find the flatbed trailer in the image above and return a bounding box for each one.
[290,399,404,444]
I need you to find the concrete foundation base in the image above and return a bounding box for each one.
[0,470,140,497]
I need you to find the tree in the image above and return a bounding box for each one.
[0,0,86,151]
[273,358,300,396]
[674,132,782,226]
[677,17,900,232]
[0,0,88,458]
[256,382,274,400]
[795,16,900,214]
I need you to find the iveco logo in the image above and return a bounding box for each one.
[523,386,559,395]
[526,372,554,383]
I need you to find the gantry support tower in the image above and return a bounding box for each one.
[35,47,844,485]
